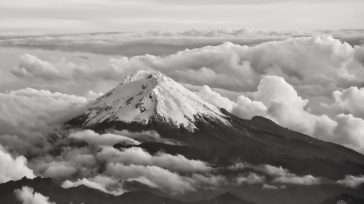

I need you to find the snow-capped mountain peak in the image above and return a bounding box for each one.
[82,70,230,130]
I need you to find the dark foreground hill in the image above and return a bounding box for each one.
[320,193,364,204]
[0,177,254,204]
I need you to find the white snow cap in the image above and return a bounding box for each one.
[83,70,230,130]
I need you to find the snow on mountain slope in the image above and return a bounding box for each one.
[82,70,230,130]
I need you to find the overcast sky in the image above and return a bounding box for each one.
[0,0,363,35]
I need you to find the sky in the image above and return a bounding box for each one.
[0,0,363,35]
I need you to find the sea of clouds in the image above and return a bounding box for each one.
[0,29,364,194]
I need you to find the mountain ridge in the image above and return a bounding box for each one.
[0,177,254,204]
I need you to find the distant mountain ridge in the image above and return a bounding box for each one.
[0,177,254,204]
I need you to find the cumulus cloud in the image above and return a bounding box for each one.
[0,88,88,154]
[112,130,177,144]
[12,54,125,81]
[14,186,55,204]
[197,85,235,111]
[198,75,364,153]
[27,140,213,195]
[229,162,322,186]
[68,130,140,146]
[332,114,364,152]
[41,161,77,179]
[0,145,35,183]
[62,175,124,195]
[232,95,267,119]
[336,175,364,188]
[88,35,363,96]
[105,163,194,194]
[97,146,211,173]
[248,76,334,136]
[262,165,321,185]
[262,184,279,190]
[236,173,265,185]
[10,35,364,96]
[332,87,364,118]
[0,88,87,135]
[7,36,364,130]
[29,146,98,180]
[12,54,64,81]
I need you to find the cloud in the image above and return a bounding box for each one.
[105,163,194,194]
[0,145,35,183]
[112,130,177,144]
[14,186,55,204]
[11,54,126,86]
[199,76,331,135]
[262,184,279,190]
[68,130,140,146]
[332,87,364,118]
[0,88,87,135]
[89,35,363,96]
[0,88,87,154]
[9,35,364,95]
[41,161,77,178]
[198,75,364,153]
[336,175,364,188]
[27,141,213,195]
[12,54,64,81]
[236,173,265,185]
[229,162,322,186]
[62,175,124,195]
[332,114,364,152]
[262,165,321,185]
[2,33,364,193]
[197,85,235,111]
[232,95,267,119]
[6,36,364,125]
[97,146,211,173]
[248,75,334,136]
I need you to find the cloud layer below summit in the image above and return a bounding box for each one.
[1,32,364,194]
[1,34,364,154]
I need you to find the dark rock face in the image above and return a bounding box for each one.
[0,177,254,204]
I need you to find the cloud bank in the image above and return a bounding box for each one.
[199,75,364,153]
[14,186,55,204]
[69,130,140,146]
[0,145,35,183]
[1,34,364,196]
[336,175,364,188]
[0,88,88,154]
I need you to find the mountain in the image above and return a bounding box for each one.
[67,70,364,180]
[0,177,254,204]
[76,70,230,131]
